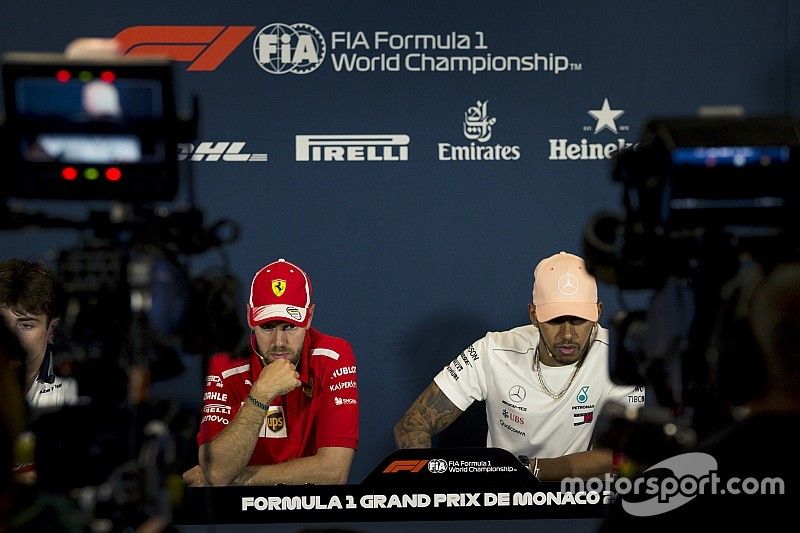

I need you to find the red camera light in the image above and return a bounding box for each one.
[61,167,78,181]
[55,70,71,83]
[105,167,122,182]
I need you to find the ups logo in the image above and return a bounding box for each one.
[267,412,285,433]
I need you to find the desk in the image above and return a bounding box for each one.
[174,448,612,525]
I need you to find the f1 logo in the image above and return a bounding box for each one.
[382,460,429,474]
[114,26,255,71]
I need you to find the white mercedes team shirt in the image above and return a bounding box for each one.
[434,324,644,458]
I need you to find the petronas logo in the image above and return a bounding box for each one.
[577,386,589,403]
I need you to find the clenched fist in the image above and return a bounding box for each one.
[251,358,301,402]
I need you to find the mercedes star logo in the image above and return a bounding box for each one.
[557,273,579,296]
[509,385,526,403]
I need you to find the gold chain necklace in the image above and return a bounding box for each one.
[534,346,581,400]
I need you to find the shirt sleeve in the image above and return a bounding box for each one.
[64,377,79,405]
[433,337,489,411]
[196,354,242,446]
[314,342,359,450]
[604,382,646,410]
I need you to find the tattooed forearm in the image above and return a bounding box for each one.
[394,382,463,448]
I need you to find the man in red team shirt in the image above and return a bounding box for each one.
[183,258,359,486]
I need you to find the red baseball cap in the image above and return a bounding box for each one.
[532,251,599,322]
[247,259,312,328]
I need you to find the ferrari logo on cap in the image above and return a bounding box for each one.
[272,279,286,297]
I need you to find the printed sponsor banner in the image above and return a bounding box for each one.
[116,24,584,76]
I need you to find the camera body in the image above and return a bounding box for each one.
[1,52,190,201]
[585,116,800,290]
[1,50,238,528]
[584,115,800,460]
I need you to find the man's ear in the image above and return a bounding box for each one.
[46,317,61,343]
[306,304,315,329]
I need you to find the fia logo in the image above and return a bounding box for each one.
[253,23,326,74]
[427,459,448,474]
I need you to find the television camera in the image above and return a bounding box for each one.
[0,50,244,529]
[584,116,800,467]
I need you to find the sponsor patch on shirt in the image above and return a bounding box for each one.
[334,396,357,406]
[259,405,288,438]
[573,411,594,426]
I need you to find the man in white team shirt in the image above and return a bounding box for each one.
[0,259,78,409]
[394,251,644,480]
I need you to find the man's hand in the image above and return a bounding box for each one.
[182,464,209,487]
[251,358,301,402]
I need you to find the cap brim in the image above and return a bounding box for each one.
[535,302,598,323]
[248,304,309,328]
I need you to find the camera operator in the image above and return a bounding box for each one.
[0,259,77,410]
[699,262,800,492]
[600,261,800,528]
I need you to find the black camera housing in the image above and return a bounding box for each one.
[586,116,800,290]
[1,52,182,201]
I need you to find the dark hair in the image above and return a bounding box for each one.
[0,258,61,321]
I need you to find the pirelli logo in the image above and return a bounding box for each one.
[295,134,410,162]
[382,459,429,474]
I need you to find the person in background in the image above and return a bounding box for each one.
[0,259,78,409]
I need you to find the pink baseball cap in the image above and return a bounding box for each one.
[248,259,312,328]
[532,251,599,323]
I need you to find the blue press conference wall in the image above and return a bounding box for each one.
[2,1,799,482]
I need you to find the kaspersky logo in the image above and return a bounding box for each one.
[547,98,635,161]
[114,23,326,74]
